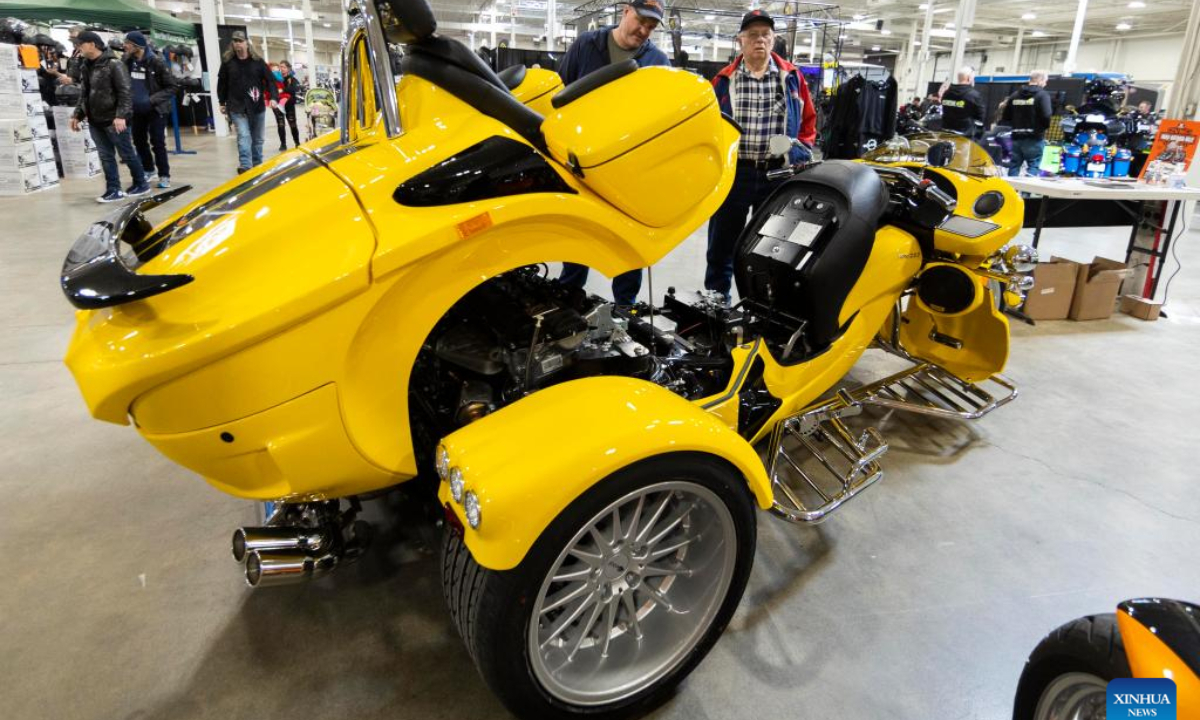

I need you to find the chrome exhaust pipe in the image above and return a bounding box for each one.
[245,550,339,588]
[231,526,329,563]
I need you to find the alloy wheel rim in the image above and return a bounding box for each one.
[528,480,738,706]
[1034,672,1109,720]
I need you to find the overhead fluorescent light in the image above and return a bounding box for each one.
[852,14,866,20]
[881,29,892,35]
[322,22,331,27]
[1022,12,1036,20]
[1128,1,1145,7]
[914,40,922,46]
[1030,30,1046,37]
[871,45,881,51]
[918,3,929,8]
[268,7,304,20]
[704,14,715,20]
[1115,21,1132,30]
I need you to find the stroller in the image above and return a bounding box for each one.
[304,87,338,137]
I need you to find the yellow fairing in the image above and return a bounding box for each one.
[438,377,772,571]
[1117,610,1200,717]
[510,67,562,115]
[65,67,739,498]
[929,169,1024,258]
[900,282,1010,382]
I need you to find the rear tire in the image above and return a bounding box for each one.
[441,453,757,720]
[1012,613,1131,720]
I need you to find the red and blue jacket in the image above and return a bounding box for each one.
[712,52,817,164]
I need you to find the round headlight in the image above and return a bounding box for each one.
[449,467,464,503]
[436,446,450,480]
[464,491,481,529]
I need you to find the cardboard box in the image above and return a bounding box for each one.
[0,93,27,119]
[38,159,59,186]
[32,138,54,164]
[0,164,43,194]
[1069,257,1134,321]
[1119,295,1162,321]
[0,118,33,144]
[63,150,102,178]
[0,61,20,94]
[0,140,35,168]
[19,68,38,94]
[27,112,48,139]
[1022,259,1079,320]
[22,92,43,117]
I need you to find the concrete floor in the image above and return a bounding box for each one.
[2,132,1199,720]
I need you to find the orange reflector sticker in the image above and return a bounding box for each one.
[456,212,494,239]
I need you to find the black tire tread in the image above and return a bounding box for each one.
[1012,613,1131,720]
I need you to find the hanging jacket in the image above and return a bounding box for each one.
[1001,85,1053,140]
[712,51,817,163]
[825,74,898,159]
[72,48,132,126]
[940,83,986,138]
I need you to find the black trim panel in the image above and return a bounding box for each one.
[61,186,196,309]
[393,136,575,207]
[551,60,638,109]
[1119,598,1200,678]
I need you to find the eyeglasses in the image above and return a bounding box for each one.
[742,32,773,42]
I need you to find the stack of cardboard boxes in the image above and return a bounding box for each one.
[1022,257,1149,321]
[0,43,57,194]
[52,106,102,179]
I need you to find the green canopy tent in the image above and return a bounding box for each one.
[0,0,196,41]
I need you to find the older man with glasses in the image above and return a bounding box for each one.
[706,9,817,302]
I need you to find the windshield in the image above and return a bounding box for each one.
[863,132,1001,178]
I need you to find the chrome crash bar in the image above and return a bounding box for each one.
[341,0,402,143]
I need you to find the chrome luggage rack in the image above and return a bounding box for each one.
[767,356,1018,524]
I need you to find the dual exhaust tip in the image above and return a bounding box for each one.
[232,526,336,588]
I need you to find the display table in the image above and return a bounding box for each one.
[1006,176,1200,301]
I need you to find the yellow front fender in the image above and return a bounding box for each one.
[437,377,773,571]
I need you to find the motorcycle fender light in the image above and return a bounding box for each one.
[456,212,494,240]
[449,467,465,503]
[464,491,482,529]
[436,445,451,480]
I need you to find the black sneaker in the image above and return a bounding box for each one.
[279,144,287,151]
[126,182,152,196]
[96,190,126,203]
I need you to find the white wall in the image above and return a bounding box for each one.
[1015,34,1183,84]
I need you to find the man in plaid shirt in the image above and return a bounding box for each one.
[707,10,817,300]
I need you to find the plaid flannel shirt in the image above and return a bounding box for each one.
[732,57,787,161]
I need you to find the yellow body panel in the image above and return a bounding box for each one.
[900,283,1010,382]
[510,67,562,115]
[929,169,1024,259]
[65,69,740,497]
[1117,610,1200,719]
[437,376,773,570]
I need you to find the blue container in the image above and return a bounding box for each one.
[1062,144,1083,175]
[1111,148,1133,177]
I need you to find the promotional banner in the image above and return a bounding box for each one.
[1138,118,1200,183]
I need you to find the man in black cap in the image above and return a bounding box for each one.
[556,0,669,307]
[706,10,816,301]
[69,30,149,203]
[124,31,177,189]
[217,30,277,173]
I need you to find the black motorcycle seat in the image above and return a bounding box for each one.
[735,160,889,354]
[497,64,527,91]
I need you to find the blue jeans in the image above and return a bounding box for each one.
[705,164,785,297]
[1009,138,1046,177]
[89,122,145,194]
[231,111,266,170]
[559,264,642,307]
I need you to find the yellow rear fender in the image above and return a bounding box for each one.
[436,376,773,571]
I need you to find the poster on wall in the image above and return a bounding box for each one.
[1138,119,1200,184]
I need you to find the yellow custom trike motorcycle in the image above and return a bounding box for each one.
[60,1,1034,717]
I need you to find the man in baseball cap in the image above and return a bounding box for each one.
[554,0,669,306]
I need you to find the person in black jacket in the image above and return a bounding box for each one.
[940,67,986,139]
[1001,70,1053,176]
[217,31,277,173]
[124,32,177,189]
[69,30,149,203]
